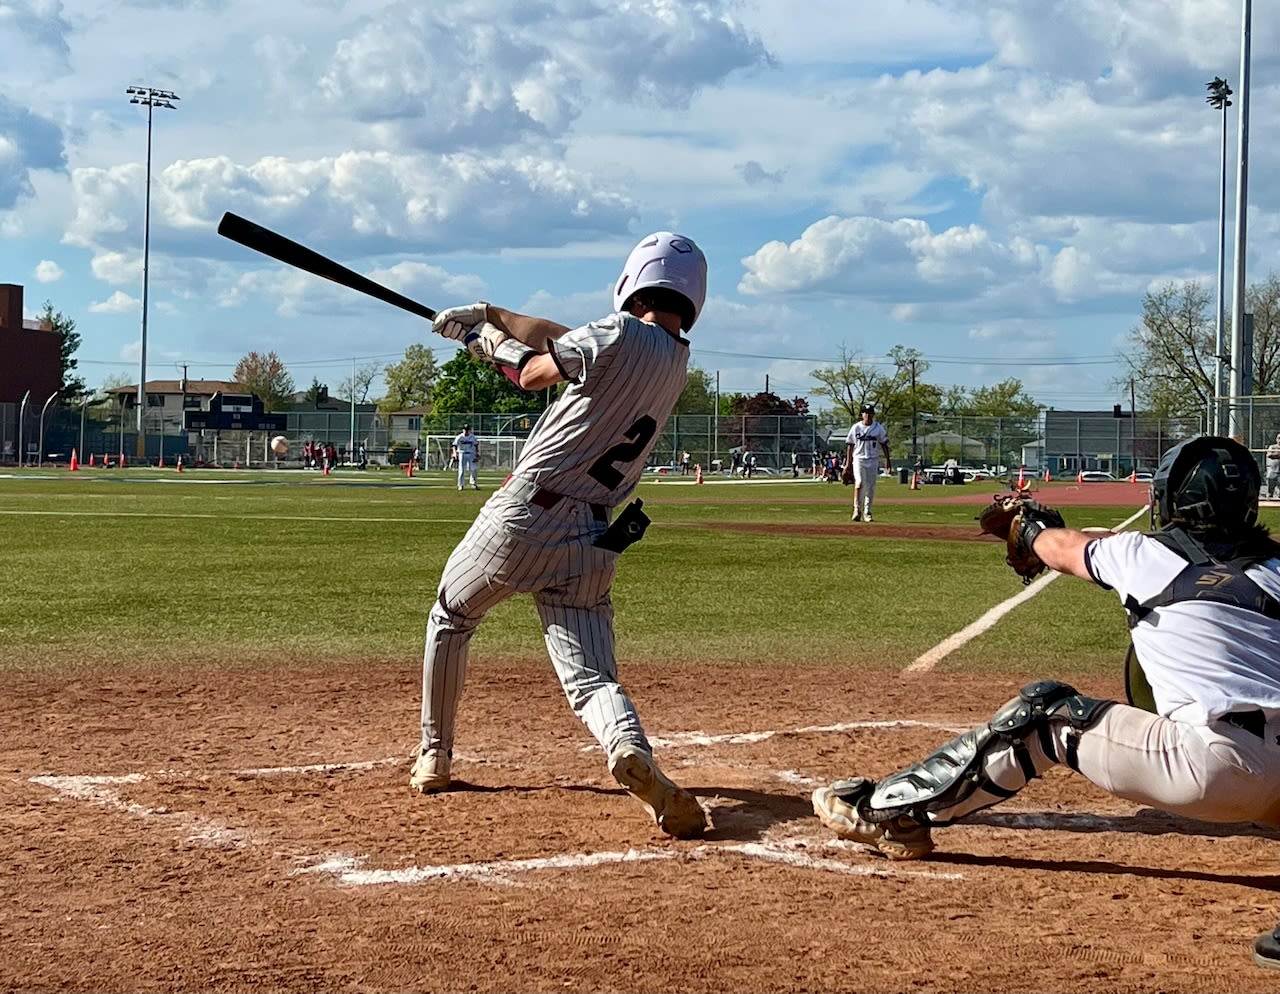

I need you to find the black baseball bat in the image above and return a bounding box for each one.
[216,212,437,321]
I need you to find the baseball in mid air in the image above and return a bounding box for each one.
[270,435,289,456]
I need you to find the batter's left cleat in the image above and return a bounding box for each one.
[409,747,451,794]
[609,744,706,839]
[812,778,933,860]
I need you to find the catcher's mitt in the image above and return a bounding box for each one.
[977,492,1066,584]
[840,463,855,486]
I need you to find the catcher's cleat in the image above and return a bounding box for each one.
[812,779,933,860]
[409,747,451,794]
[609,744,706,839]
[1255,924,1280,971]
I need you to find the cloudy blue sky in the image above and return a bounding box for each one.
[1,0,1277,412]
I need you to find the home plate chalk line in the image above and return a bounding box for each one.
[26,717,982,887]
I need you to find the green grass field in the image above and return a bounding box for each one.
[5,468,1246,675]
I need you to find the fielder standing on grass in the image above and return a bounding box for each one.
[811,435,1280,970]
[843,404,892,521]
[408,232,709,840]
[452,424,479,490]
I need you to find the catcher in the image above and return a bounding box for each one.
[813,437,1280,967]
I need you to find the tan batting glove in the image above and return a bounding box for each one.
[432,301,490,343]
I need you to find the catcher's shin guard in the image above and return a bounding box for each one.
[864,680,1114,826]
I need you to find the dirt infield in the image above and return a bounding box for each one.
[5,661,1275,993]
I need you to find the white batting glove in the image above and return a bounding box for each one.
[467,322,510,363]
[432,301,490,343]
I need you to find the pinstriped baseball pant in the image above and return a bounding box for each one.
[421,485,650,760]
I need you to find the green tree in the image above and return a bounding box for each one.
[379,343,439,416]
[233,351,295,412]
[1117,274,1280,421]
[40,300,85,402]
[429,352,548,417]
[954,378,1040,418]
[303,377,328,405]
[675,366,716,414]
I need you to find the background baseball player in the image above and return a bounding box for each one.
[1265,433,1280,499]
[843,404,892,521]
[452,424,479,490]
[409,232,709,840]
[812,436,1280,967]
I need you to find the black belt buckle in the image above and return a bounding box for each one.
[1222,710,1265,739]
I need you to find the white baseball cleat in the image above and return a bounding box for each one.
[864,512,873,522]
[812,779,933,860]
[851,511,862,522]
[409,747,451,794]
[609,744,706,839]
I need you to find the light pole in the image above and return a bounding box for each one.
[1228,0,1251,439]
[125,84,179,462]
[1206,76,1232,436]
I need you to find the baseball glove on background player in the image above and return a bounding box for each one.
[977,492,1065,584]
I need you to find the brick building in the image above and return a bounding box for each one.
[0,283,64,462]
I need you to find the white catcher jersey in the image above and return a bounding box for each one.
[1086,530,1280,723]
[513,314,689,505]
[845,421,889,461]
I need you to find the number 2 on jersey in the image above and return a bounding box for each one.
[588,416,657,489]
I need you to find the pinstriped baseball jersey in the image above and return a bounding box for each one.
[418,310,697,809]
[513,314,689,505]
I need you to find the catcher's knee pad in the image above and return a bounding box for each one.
[864,680,1114,825]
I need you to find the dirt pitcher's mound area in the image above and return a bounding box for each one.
[5,662,1275,994]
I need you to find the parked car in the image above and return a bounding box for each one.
[1079,471,1117,482]
[1133,471,1153,483]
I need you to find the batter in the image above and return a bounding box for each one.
[410,233,709,839]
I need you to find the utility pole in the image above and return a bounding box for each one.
[909,358,919,465]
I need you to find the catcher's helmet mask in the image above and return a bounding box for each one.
[1150,435,1260,533]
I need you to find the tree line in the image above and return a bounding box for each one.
[41,269,1280,427]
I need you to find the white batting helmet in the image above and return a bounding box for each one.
[613,232,707,330]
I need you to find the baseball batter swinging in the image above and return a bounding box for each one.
[813,437,1280,888]
[409,233,709,839]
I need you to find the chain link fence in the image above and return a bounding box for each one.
[9,399,1280,474]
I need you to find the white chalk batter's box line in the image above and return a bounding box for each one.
[24,714,1182,891]
[24,717,985,888]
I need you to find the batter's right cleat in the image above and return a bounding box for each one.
[409,747,451,794]
[609,744,706,840]
[812,778,933,860]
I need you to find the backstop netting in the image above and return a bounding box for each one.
[422,435,527,472]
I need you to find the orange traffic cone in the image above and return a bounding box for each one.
[233,458,240,470]
[910,471,920,490]
[88,453,95,467]
[69,448,79,471]
[406,460,414,478]
[1016,465,1026,489]
[1076,469,1084,484]
[1043,468,1051,483]
[158,453,164,468]
[176,455,183,473]
[695,464,704,484]
[120,453,126,468]
[1128,469,1137,483]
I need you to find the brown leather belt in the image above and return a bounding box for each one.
[1221,710,1266,739]
[526,484,608,522]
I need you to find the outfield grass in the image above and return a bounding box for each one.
[3,469,1256,676]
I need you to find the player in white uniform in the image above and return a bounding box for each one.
[409,233,709,839]
[844,404,892,521]
[452,424,479,490]
[812,436,1280,967]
